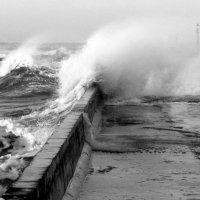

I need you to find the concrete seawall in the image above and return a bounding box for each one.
[3,86,101,200]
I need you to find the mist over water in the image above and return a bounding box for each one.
[78,19,200,97]
[1,18,200,193]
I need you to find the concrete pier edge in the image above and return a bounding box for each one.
[62,142,92,200]
[3,86,100,200]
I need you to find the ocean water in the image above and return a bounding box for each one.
[0,43,89,193]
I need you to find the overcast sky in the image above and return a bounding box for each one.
[0,0,200,42]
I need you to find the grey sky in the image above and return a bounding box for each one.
[0,0,200,42]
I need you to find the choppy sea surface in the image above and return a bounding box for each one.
[0,43,86,194]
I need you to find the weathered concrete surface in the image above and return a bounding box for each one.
[79,149,200,200]
[3,86,101,200]
[79,102,200,200]
[62,142,92,200]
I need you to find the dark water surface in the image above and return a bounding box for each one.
[0,43,83,194]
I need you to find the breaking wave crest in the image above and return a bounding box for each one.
[2,18,200,193]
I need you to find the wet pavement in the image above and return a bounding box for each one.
[79,101,200,200]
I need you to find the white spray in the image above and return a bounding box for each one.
[59,19,199,98]
[0,37,43,77]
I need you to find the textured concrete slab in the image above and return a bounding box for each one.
[79,147,200,200]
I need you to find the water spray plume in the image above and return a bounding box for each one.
[1,18,200,185]
[59,19,199,97]
[0,37,43,77]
